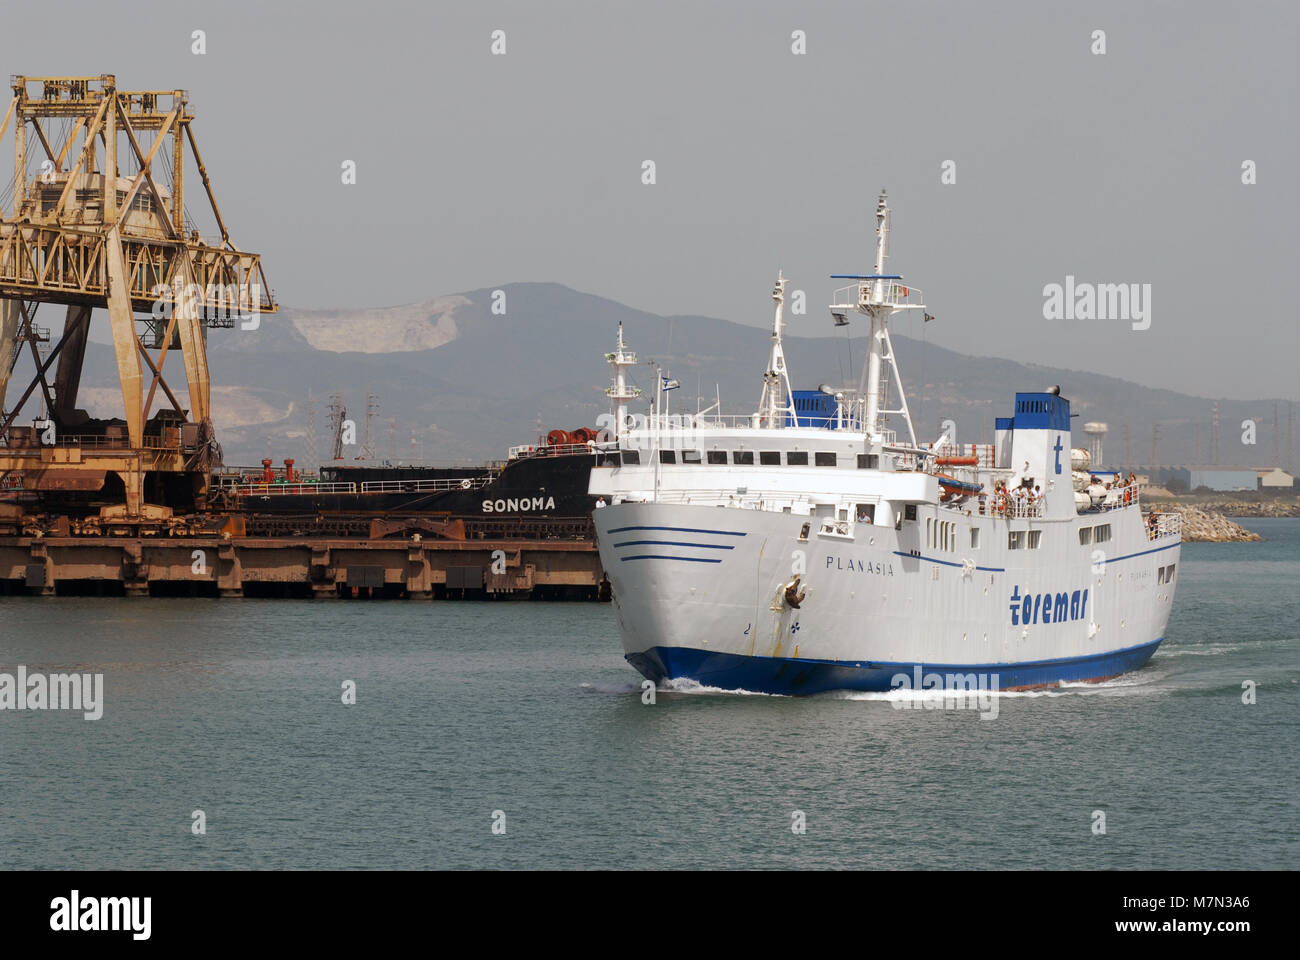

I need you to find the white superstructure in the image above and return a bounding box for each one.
[589,192,1180,695]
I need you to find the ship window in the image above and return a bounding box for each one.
[1027,530,1042,549]
[904,504,916,521]
[682,449,701,464]
[706,450,726,464]
[1094,523,1111,543]
[1078,526,1092,546]
[970,528,980,549]
[815,452,837,466]
[786,451,808,466]
[857,453,879,469]
[1166,563,1175,581]
[621,449,640,465]
[798,522,810,542]
[926,518,932,547]
[732,450,754,465]
[659,450,676,464]
[759,451,781,465]
[1008,531,1025,550]
[856,503,874,524]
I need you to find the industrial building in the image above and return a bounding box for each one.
[1258,468,1296,489]
[1155,467,1295,492]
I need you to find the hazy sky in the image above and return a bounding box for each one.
[3,0,1296,400]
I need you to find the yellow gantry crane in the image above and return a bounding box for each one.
[0,74,274,517]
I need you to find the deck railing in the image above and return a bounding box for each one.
[232,475,495,497]
[830,280,925,313]
[2,433,185,450]
[358,476,492,494]
[1149,511,1182,540]
[630,412,866,433]
[235,482,356,496]
[970,495,1044,518]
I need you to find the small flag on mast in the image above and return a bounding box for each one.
[661,376,681,391]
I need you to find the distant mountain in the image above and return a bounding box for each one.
[74,282,1294,472]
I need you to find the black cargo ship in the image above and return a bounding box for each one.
[211,429,605,526]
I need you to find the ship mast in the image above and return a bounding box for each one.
[829,190,925,446]
[758,271,796,426]
[604,322,640,443]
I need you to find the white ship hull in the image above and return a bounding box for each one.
[595,500,1179,695]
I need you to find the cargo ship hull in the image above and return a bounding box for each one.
[224,450,600,519]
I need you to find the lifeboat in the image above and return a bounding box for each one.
[937,474,983,497]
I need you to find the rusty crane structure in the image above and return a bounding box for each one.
[0,74,274,520]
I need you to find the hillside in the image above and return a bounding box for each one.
[70,282,1294,470]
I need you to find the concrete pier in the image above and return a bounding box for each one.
[0,535,605,600]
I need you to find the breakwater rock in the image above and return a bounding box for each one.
[1162,506,1263,542]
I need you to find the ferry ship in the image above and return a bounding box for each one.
[589,191,1181,695]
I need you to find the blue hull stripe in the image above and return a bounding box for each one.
[620,555,723,563]
[1106,541,1180,563]
[606,525,747,537]
[892,551,1005,572]
[613,540,735,550]
[626,638,1163,696]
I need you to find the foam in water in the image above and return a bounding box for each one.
[579,681,644,695]
[660,677,779,696]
